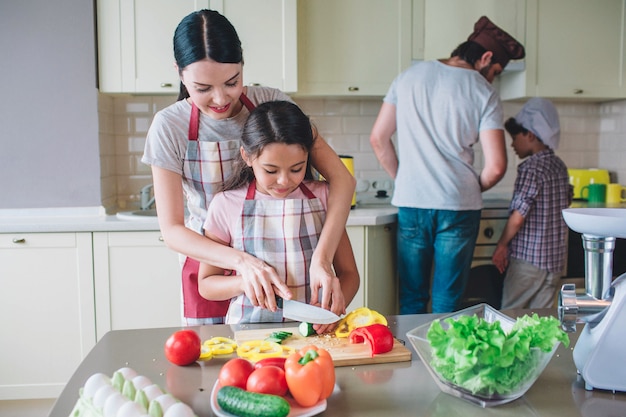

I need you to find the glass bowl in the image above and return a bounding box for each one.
[406,304,558,408]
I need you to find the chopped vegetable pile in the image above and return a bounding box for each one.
[426,313,570,396]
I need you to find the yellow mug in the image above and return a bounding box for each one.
[606,183,626,204]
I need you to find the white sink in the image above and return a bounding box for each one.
[116,209,158,221]
[562,208,626,239]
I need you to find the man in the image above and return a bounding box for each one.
[370,16,525,313]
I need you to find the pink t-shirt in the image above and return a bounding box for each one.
[203,180,329,245]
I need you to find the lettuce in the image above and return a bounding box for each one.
[426,313,569,396]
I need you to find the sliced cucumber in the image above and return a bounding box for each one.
[298,322,316,337]
[217,385,290,417]
[264,331,292,344]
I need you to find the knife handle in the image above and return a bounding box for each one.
[275,296,283,309]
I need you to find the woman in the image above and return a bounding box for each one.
[142,10,355,325]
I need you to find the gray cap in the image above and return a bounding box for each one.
[515,98,561,150]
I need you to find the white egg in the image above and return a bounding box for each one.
[115,367,138,381]
[131,375,152,391]
[116,401,148,417]
[163,402,195,417]
[141,384,164,402]
[103,392,129,417]
[153,394,177,413]
[83,373,111,399]
[93,384,117,408]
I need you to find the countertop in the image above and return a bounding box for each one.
[48,310,626,417]
[0,206,398,234]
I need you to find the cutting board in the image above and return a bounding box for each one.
[234,326,411,367]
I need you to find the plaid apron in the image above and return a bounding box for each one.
[181,94,256,323]
[226,180,326,324]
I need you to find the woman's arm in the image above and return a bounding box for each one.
[308,135,356,310]
[152,165,291,309]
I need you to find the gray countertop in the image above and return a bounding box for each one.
[0,206,398,234]
[48,310,626,417]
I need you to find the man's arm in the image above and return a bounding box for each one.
[369,102,399,179]
[478,129,507,191]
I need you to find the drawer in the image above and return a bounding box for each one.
[476,219,506,245]
[0,232,77,249]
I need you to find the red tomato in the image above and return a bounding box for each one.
[218,358,255,389]
[164,330,201,366]
[254,357,286,370]
[246,366,288,396]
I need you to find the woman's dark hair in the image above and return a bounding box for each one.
[173,10,243,100]
[223,101,317,191]
[450,41,488,66]
[504,117,529,137]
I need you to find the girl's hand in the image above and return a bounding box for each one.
[238,254,292,311]
[311,276,345,335]
[308,258,345,313]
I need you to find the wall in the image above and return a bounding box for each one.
[101,94,626,212]
[0,0,101,210]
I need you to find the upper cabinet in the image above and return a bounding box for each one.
[97,0,297,94]
[295,0,412,97]
[500,0,626,101]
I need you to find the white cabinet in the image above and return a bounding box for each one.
[500,0,626,100]
[0,233,96,399]
[346,224,398,315]
[97,0,296,94]
[296,0,412,96]
[412,0,525,63]
[93,232,182,338]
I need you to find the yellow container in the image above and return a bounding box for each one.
[568,169,610,199]
[339,155,357,208]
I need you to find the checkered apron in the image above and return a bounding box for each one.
[181,95,256,323]
[226,180,326,323]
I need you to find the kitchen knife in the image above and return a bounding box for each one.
[277,297,341,324]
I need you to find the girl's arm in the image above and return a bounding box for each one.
[308,135,356,310]
[152,165,291,309]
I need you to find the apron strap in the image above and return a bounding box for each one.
[245,180,257,200]
[298,182,317,199]
[188,93,255,141]
[239,92,256,112]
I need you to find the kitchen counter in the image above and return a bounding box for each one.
[48,310,626,417]
[0,206,397,234]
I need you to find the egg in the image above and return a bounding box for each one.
[163,402,195,417]
[116,401,148,417]
[83,373,111,399]
[93,384,117,408]
[103,392,129,417]
[153,394,177,413]
[141,384,164,402]
[131,375,152,391]
[115,367,138,381]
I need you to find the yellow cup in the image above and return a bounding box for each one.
[606,183,626,204]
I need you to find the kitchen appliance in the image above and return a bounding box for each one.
[568,169,610,199]
[558,208,626,392]
[277,297,340,324]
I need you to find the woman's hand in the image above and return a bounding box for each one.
[238,253,292,311]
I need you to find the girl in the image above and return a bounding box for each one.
[142,10,356,325]
[198,101,359,331]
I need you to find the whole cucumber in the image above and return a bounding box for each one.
[217,385,290,417]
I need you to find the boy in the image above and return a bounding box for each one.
[492,98,573,309]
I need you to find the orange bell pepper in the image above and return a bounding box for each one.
[284,345,335,407]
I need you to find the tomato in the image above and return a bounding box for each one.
[246,366,288,396]
[254,357,286,370]
[218,358,255,390]
[164,330,201,366]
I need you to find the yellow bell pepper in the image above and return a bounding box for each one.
[334,307,388,338]
[236,340,295,362]
[198,336,238,360]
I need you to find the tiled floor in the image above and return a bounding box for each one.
[0,398,56,417]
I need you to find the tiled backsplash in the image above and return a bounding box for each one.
[99,94,626,213]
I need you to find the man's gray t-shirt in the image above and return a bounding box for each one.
[384,60,503,211]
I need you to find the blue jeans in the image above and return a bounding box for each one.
[397,207,481,314]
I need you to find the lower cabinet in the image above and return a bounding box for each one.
[93,231,182,339]
[346,224,398,315]
[0,232,96,400]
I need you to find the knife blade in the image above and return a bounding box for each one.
[277,298,341,324]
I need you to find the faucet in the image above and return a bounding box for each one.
[140,184,155,211]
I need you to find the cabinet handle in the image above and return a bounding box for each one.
[483,227,494,239]
[12,237,26,244]
[348,86,359,92]
[248,83,261,86]
[384,225,392,232]
[573,89,583,94]
[160,83,173,88]
[158,236,164,242]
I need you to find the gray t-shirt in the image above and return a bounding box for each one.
[384,60,503,211]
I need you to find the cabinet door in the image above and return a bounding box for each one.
[211,0,297,92]
[97,0,209,93]
[413,0,525,63]
[346,226,365,311]
[297,0,412,96]
[364,224,398,315]
[0,233,95,399]
[93,232,182,337]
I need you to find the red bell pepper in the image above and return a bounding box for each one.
[348,323,394,357]
[284,345,335,407]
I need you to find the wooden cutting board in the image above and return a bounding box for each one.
[234,326,411,367]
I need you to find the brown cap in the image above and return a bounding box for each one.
[467,16,525,68]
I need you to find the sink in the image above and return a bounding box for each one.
[116,209,158,221]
